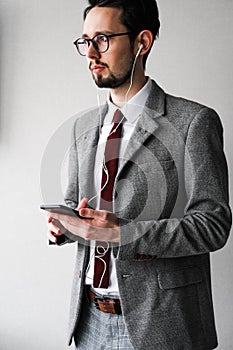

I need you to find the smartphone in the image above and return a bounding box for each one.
[40,204,82,218]
[40,204,81,245]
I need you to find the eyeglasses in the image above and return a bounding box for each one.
[73,32,131,56]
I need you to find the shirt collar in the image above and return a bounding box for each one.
[106,77,152,124]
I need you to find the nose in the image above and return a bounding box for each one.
[86,42,101,60]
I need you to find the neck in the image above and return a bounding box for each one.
[110,70,147,108]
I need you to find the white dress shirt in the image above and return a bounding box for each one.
[85,78,152,295]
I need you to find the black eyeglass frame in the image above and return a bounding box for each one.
[73,32,131,56]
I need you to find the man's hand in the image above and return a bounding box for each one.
[47,198,120,244]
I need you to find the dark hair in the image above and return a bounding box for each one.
[83,0,160,68]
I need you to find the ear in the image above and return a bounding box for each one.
[134,30,154,56]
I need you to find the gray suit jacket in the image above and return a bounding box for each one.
[65,80,231,349]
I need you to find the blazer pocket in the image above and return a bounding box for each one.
[158,266,202,290]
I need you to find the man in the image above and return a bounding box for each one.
[47,0,231,349]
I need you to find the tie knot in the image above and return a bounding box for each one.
[113,109,123,124]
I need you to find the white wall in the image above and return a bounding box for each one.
[0,1,232,349]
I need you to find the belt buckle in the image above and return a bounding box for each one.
[93,296,101,310]
[89,289,122,315]
[94,294,112,313]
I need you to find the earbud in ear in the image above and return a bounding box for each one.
[136,43,143,57]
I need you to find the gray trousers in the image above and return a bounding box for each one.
[74,294,134,350]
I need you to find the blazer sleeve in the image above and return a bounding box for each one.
[116,107,232,259]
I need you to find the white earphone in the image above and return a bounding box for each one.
[136,43,143,57]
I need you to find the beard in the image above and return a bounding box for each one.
[90,56,134,89]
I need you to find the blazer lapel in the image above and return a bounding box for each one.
[118,80,166,175]
[78,104,108,202]
[78,81,166,200]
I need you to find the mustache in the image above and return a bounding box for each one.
[89,60,109,70]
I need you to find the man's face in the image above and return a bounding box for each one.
[82,6,134,89]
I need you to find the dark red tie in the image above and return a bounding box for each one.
[93,109,123,288]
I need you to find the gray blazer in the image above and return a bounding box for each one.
[65,80,231,349]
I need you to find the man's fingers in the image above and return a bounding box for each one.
[76,198,89,211]
[79,208,117,224]
[48,230,57,243]
[79,207,100,219]
[48,219,65,235]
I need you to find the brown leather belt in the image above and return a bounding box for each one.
[88,289,122,315]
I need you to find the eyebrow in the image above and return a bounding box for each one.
[82,31,114,39]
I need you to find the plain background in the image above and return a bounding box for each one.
[0,0,233,349]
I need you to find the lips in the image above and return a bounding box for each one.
[91,65,106,74]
